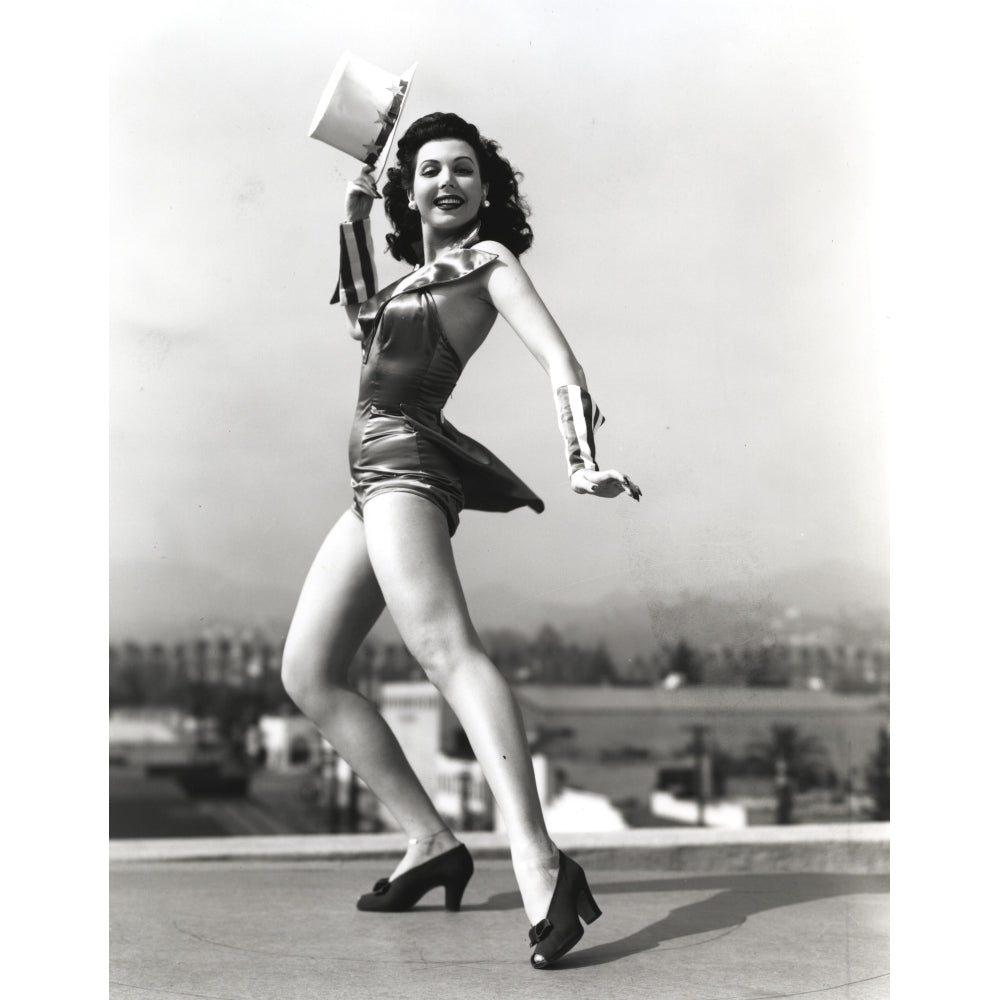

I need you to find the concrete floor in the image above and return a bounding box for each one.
[110,831,889,1000]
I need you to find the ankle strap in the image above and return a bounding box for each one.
[408,828,449,846]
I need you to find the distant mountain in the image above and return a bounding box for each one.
[710,559,889,615]
[110,560,300,643]
[465,584,656,659]
[110,558,888,660]
[466,560,888,659]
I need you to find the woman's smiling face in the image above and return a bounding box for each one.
[409,138,487,235]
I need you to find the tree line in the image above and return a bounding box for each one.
[109,625,888,722]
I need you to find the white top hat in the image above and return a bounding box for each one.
[309,51,417,169]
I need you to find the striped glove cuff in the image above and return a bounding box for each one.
[330,218,377,305]
[554,385,605,476]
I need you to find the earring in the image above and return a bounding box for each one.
[482,198,490,208]
[408,201,417,210]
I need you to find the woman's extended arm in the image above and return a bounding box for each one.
[480,241,585,389]
[482,242,641,501]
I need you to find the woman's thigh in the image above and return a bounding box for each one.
[283,508,386,688]
[361,492,482,668]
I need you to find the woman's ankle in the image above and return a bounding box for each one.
[408,825,451,846]
[510,839,559,870]
[510,844,562,925]
[387,828,461,881]
[407,827,460,857]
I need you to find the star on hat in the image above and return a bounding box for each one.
[362,137,383,159]
[374,109,395,127]
[385,81,406,99]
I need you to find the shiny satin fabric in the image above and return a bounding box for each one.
[349,237,545,535]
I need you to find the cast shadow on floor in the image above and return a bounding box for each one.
[467,872,889,970]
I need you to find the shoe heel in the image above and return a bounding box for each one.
[444,870,472,912]
[576,880,601,925]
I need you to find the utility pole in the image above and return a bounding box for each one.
[322,746,340,832]
[775,757,793,824]
[459,771,471,831]
[690,725,711,827]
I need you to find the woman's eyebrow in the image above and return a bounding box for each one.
[418,155,475,168]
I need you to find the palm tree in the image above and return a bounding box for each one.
[866,727,890,820]
[744,725,833,824]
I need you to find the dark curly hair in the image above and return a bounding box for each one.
[382,112,533,266]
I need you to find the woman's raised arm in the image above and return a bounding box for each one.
[334,166,381,340]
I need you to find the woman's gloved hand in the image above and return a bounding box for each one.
[570,468,641,501]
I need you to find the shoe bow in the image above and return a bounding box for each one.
[528,918,552,945]
[371,878,391,895]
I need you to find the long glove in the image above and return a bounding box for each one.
[554,385,641,500]
[330,217,378,305]
[554,384,604,475]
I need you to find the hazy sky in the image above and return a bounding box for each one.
[110,0,886,625]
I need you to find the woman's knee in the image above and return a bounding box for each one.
[408,631,487,691]
[279,643,314,707]
[280,641,351,711]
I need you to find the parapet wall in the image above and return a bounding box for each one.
[110,822,889,874]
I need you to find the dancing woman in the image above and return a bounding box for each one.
[282,112,640,969]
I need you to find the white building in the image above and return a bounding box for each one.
[377,682,626,833]
[649,789,747,828]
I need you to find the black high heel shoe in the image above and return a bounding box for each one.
[528,851,602,969]
[356,844,474,912]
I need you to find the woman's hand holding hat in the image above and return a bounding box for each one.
[345,165,381,222]
[571,468,642,502]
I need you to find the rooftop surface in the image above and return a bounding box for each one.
[111,824,889,1000]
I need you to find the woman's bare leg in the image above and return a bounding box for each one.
[362,492,560,924]
[281,509,460,877]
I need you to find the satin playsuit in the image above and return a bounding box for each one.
[349,237,544,536]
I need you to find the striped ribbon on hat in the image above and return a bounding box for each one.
[362,78,410,165]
